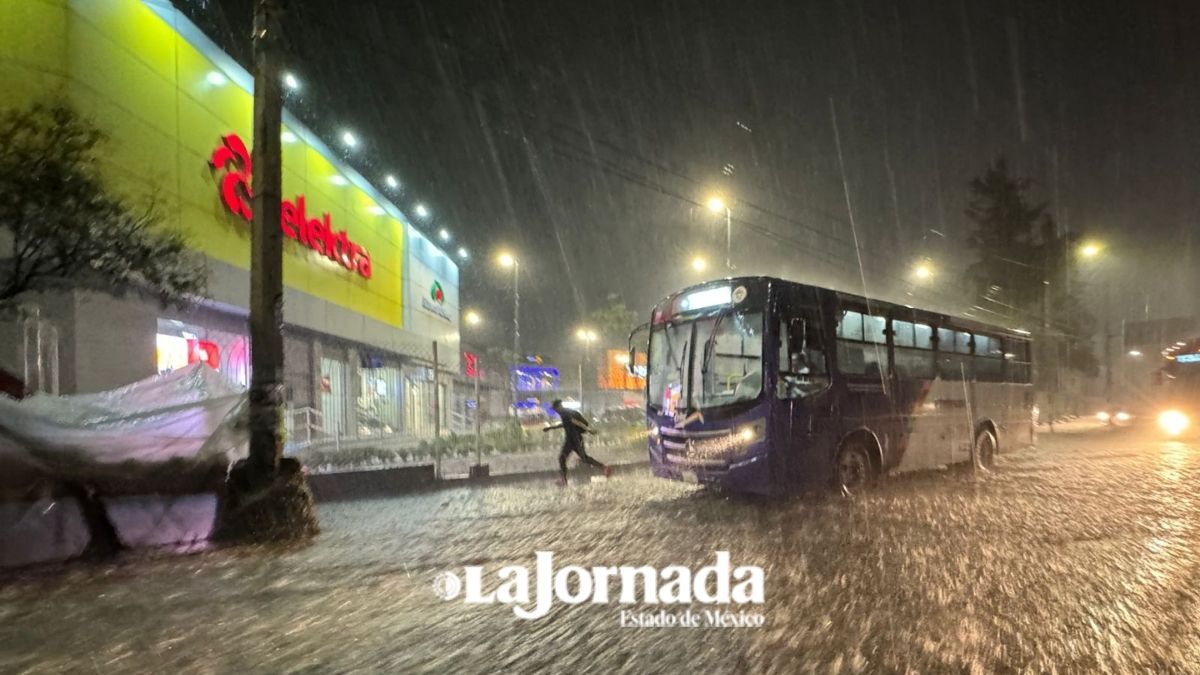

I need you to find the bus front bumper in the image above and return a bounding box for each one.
[649,446,772,495]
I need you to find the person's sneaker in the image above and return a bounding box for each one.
[603,465,613,478]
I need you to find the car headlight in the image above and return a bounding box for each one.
[1158,410,1190,436]
[1096,411,1111,423]
[1114,411,1132,423]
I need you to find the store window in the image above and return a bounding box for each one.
[156,318,249,387]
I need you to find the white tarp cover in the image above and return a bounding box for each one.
[0,364,248,497]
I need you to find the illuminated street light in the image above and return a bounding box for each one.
[457,247,469,260]
[1128,350,1143,357]
[706,196,726,213]
[415,203,430,218]
[1079,242,1103,258]
[496,252,521,389]
[464,310,482,326]
[691,256,708,272]
[438,228,451,242]
[282,72,300,90]
[913,261,934,281]
[385,174,399,189]
[574,328,599,408]
[341,130,358,148]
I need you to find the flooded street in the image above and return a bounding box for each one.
[5,424,1200,673]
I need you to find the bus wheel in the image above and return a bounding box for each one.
[835,440,874,495]
[974,429,998,469]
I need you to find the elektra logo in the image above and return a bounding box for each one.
[431,551,765,625]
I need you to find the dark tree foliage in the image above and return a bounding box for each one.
[964,158,1098,376]
[585,293,640,346]
[0,101,207,309]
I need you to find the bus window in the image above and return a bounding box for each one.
[694,310,765,407]
[975,334,1005,381]
[778,315,829,399]
[1006,340,1032,383]
[838,310,864,340]
[864,314,887,344]
[938,328,973,379]
[893,321,935,378]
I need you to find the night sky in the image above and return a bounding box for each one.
[182,0,1200,357]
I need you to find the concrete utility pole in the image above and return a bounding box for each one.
[247,0,285,477]
[216,0,318,543]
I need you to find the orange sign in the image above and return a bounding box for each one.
[600,349,646,391]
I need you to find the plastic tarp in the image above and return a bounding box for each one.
[0,364,248,499]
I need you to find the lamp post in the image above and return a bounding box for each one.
[706,196,733,272]
[575,328,598,410]
[463,310,484,472]
[1076,241,1113,400]
[497,252,520,407]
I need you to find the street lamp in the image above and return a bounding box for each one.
[913,261,934,281]
[496,252,520,404]
[691,256,708,273]
[706,195,733,271]
[464,310,481,326]
[575,328,598,409]
[1127,349,1142,358]
[1079,242,1103,259]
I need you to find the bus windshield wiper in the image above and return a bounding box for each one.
[699,311,727,404]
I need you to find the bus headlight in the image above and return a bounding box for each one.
[1096,411,1111,423]
[1114,411,1132,423]
[735,420,765,445]
[1158,410,1190,436]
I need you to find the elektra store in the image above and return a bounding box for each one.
[1,0,466,445]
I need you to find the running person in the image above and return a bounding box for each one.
[544,399,612,485]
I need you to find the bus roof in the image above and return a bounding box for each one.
[652,275,1034,340]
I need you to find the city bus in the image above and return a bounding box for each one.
[635,277,1035,496]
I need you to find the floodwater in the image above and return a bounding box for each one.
[4,424,1200,673]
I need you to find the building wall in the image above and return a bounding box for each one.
[0,0,461,351]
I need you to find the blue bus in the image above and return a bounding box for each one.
[636,277,1035,496]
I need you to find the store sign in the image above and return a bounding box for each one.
[210,134,373,279]
[420,279,453,322]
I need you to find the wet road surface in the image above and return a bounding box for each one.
[4,424,1200,673]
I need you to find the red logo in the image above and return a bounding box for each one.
[210,134,372,279]
[210,134,253,220]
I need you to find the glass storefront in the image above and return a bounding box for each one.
[155,318,250,388]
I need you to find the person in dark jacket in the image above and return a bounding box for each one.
[544,399,612,485]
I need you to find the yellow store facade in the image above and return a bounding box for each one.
[1,0,464,442]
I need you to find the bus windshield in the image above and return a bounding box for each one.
[648,309,764,414]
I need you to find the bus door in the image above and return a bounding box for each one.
[772,295,834,485]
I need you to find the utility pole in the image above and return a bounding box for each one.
[216,0,318,542]
[247,0,285,478]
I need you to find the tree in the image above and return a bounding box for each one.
[964,158,1098,376]
[0,101,207,310]
[585,293,640,346]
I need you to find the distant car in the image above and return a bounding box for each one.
[1096,406,1134,427]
